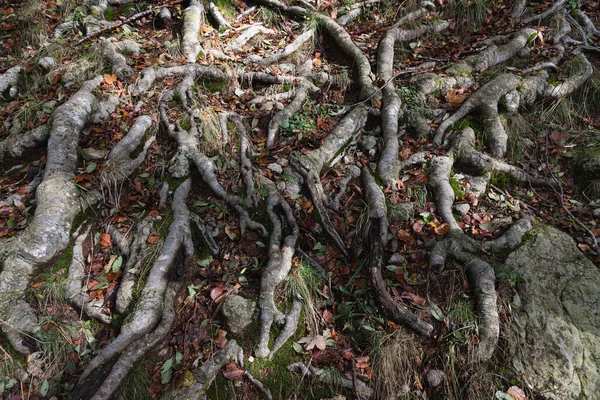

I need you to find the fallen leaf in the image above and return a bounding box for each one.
[214,329,228,349]
[507,386,526,400]
[103,73,117,85]
[322,309,334,324]
[147,232,160,244]
[99,233,112,247]
[433,223,450,236]
[222,361,244,380]
[298,335,327,351]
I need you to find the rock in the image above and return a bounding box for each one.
[593,208,600,218]
[388,252,405,265]
[359,135,378,152]
[425,369,446,388]
[276,157,289,167]
[267,163,283,174]
[38,57,55,71]
[453,203,470,216]
[82,147,110,160]
[220,295,257,335]
[464,173,490,198]
[506,224,600,399]
[388,202,414,223]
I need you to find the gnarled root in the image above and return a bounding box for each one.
[363,168,434,336]
[255,178,299,359]
[115,216,155,314]
[429,219,532,362]
[102,39,140,81]
[0,76,104,354]
[0,124,49,163]
[160,339,244,400]
[288,362,374,400]
[79,179,194,382]
[289,105,369,256]
[65,224,111,324]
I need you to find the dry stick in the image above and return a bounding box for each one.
[77,0,184,45]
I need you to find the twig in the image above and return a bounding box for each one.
[77,0,184,45]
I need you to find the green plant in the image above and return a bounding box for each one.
[445,0,491,30]
[450,177,465,199]
[567,0,582,10]
[280,114,316,139]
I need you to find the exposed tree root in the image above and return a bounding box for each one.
[133,63,227,95]
[289,105,369,257]
[181,0,205,63]
[102,39,141,81]
[159,89,266,236]
[0,66,21,101]
[208,1,232,30]
[247,28,314,66]
[115,216,155,314]
[377,5,448,185]
[226,112,257,208]
[0,124,49,163]
[64,223,111,324]
[79,179,193,382]
[255,178,299,359]
[363,168,434,336]
[287,362,374,400]
[160,339,244,400]
[0,76,104,354]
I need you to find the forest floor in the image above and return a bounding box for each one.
[1,0,599,399]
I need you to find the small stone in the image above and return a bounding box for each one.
[82,147,110,160]
[388,252,405,265]
[389,238,398,253]
[38,57,55,71]
[221,295,257,334]
[267,163,283,174]
[276,181,286,192]
[425,369,446,388]
[277,157,289,167]
[347,165,361,178]
[359,135,378,152]
[453,203,470,216]
[593,208,600,218]
[388,202,415,223]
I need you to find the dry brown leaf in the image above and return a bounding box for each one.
[507,386,526,400]
[103,73,117,85]
[222,361,244,380]
[99,233,112,247]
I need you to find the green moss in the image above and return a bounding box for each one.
[179,116,191,130]
[201,80,227,93]
[213,0,235,18]
[449,178,465,199]
[115,360,152,400]
[489,172,519,187]
[521,229,537,243]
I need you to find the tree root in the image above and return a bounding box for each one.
[133,63,227,95]
[74,282,182,400]
[64,224,111,324]
[224,112,257,207]
[255,178,299,359]
[226,25,275,53]
[363,168,434,336]
[102,39,141,81]
[181,0,205,63]
[289,105,369,256]
[0,76,104,354]
[377,5,448,185]
[115,216,155,314]
[522,0,567,24]
[101,115,155,207]
[0,66,21,101]
[287,362,374,400]
[0,124,49,163]
[247,28,314,65]
[428,219,531,362]
[160,339,244,400]
[160,90,266,236]
[80,179,194,382]
[208,1,232,30]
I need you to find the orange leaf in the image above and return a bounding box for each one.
[434,223,450,236]
[222,362,244,380]
[100,233,112,247]
[147,232,160,244]
[103,73,117,85]
[507,386,526,400]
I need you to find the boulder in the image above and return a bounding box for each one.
[506,225,600,399]
[220,295,257,334]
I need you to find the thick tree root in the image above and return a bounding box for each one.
[73,282,182,400]
[255,178,299,359]
[160,90,266,236]
[377,5,448,185]
[287,362,374,400]
[0,124,49,163]
[80,179,194,382]
[160,339,244,400]
[208,1,232,30]
[0,76,104,354]
[181,0,205,63]
[428,219,531,362]
[64,224,111,324]
[102,39,140,80]
[363,168,434,336]
[247,28,314,65]
[115,216,155,314]
[133,63,227,96]
[0,66,21,100]
[223,112,257,208]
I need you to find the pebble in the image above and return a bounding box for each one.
[267,163,283,174]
